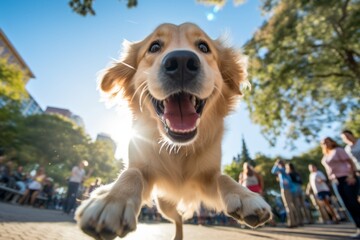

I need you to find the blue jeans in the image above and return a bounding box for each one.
[63,181,80,214]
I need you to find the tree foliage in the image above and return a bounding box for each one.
[244,0,360,146]
[0,58,121,186]
[68,0,138,16]
[239,136,251,163]
[223,137,252,181]
[0,58,27,102]
[0,112,121,185]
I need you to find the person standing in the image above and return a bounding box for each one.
[321,137,360,239]
[239,162,263,195]
[286,163,312,225]
[271,159,298,228]
[341,130,360,179]
[341,130,360,162]
[63,160,90,214]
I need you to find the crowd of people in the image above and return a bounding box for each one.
[0,156,101,213]
[0,159,56,208]
[269,130,360,239]
[1,130,359,238]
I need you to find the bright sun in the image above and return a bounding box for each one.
[105,107,134,162]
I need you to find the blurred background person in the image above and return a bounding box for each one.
[286,162,312,225]
[342,130,360,165]
[88,177,102,195]
[18,166,46,206]
[341,130,360,197]
[321,137,360,239]
[63,160,91,214]
[0,161,14,187]
[308,163,339,224]
[239,162,263,195]
[271,159,298,228]
[13,165,26,193]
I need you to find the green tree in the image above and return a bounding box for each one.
[67,0,245,16]
[68,0,138,16]
[223,137,252,180]
[6,114,122,185]
[244,0,360,146]
[0,58,27,102]
[87,140,122,184]
[223,160,242,181]
[239,136,251,164]
[0,101,24,155]
[343,111,360,136]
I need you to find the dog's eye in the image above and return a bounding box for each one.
[149,41,162,53]
[198,41,210,53]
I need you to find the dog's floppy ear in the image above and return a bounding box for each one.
[99,40,142,100]
[216,40,249,96]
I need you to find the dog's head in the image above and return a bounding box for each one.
[100,23,248,145]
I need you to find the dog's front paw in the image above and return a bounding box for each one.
[75,190,138,240]
[225,192,272,228]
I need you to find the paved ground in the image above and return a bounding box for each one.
[0,202,357,240]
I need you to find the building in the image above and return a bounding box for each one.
[21,94,43,116]
[96,133,117,155]
[0,28,43,115]
[45,106,85,129]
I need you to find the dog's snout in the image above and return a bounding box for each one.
[162,50,200,83]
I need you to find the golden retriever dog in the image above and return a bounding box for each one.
[75,22,271,240]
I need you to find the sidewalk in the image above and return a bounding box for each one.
[0,202,357,240]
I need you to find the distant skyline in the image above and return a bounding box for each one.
[0,0,320,166]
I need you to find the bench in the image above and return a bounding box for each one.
[0,185,48,205]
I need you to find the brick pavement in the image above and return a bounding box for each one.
[0,202,357,240]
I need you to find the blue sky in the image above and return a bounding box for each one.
[0,0,317,166]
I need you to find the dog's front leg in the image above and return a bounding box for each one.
[75,168,145,240]
[217,174,272,228]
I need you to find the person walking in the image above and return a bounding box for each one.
[271,159,298,228]
[239,162,263,195]
[63,160,90,214]
[308,163,339,224]
[321,137,360,239]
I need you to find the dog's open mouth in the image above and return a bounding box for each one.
[151,92,206,143]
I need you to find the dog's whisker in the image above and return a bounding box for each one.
[176,146,182,154]
[158,139,167,154]
[117,60,137,71]
[214,85,225,100]
[131,81,147,103]
[139,86,149,112]
[141,92,151,113]
[170,145,176,155]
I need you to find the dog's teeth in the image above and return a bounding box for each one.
[163,100,167,108]
[191,96,196,106]
[165,118,171,127]
[196,118,200,127]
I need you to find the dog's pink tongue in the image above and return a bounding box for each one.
[164,94,199,131]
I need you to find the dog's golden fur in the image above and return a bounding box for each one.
[75,23,271,240]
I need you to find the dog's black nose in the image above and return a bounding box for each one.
[162,50,200,85]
